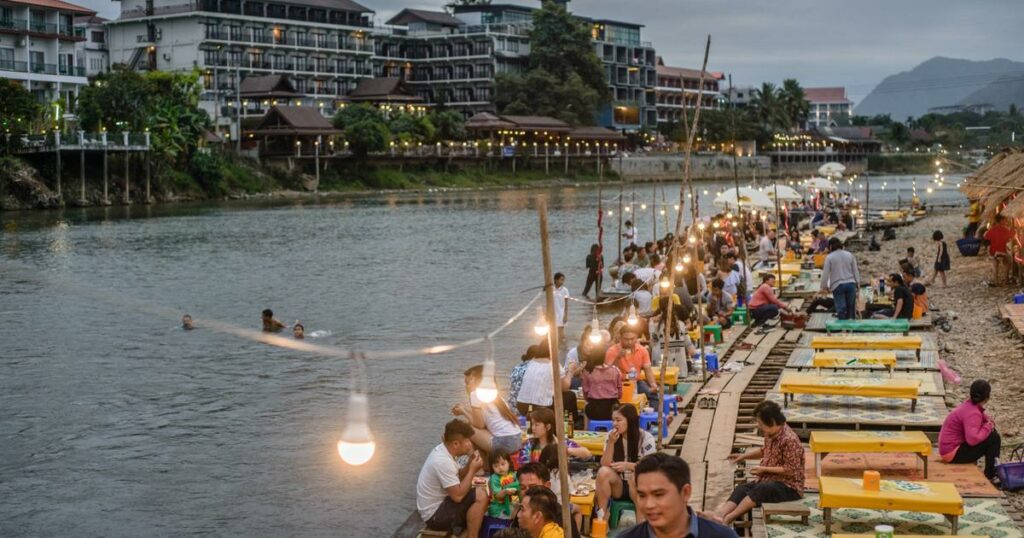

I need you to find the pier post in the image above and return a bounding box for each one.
[79,131,85,204]
[54,131,62,202]
[315,135,320,192]
[145,132,152,204]
[123,132,130,205]
[102,131,109,205]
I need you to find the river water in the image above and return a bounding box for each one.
[0,176,964,536]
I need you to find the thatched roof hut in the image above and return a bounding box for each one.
[960,148,1024,221]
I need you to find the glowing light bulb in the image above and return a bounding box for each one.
[607,210,613,216]
[627,304,639,326]
[713,221,720,229]
[475,359,499,403]
[534,318,549,336]
[641,203,647,210]
[660,210,666,215]
[659,277,670,289]
[588,317,602,344]
[688,235,696,244]
[338,393,376,466]
[697,222,706,231]
[682,254,692,264]
[702,190,709,195]
[624,207,631,213]
[674,204,680,210]
[726,212,733,219]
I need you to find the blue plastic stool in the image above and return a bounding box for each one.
[663,396,678,416]
[639,411,668,437]
[480,516,511,537]
[588,419,613,432]
[609,499,636,529]
[518,415,527,428]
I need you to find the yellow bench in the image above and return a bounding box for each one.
[650,366,680,386]
[811,334,923,360]
[577,392,648,413]
[813,350,898,376]
[819,476,963,534]
[809,430,932,477]
[779,374,921,411]
[571,430,607,457]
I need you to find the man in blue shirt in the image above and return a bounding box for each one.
[617,453,738,538]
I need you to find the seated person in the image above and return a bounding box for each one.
[618,453,739,538]
[518,408,592,467]
[517,486,564,538]
[487,450,520,520]
[910,282,928,319]
[604,325,659,404]
[712,401,804,525]
[705,278,735,329]
[939,380,1001,480]
[515,463,582,538]
[538,444,584,531]
[595,405,657,523]
[748,273,791,325]
[454,365,523,459]
[581,352,622,426]
[872,273,914,320]
[416,419,489,537]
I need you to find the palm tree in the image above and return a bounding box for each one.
[779,79,809,131]
[749,82,786,133]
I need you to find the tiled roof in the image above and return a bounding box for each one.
[239,74,300,98]
[347,77,422,102]
[569,126,626,141]
[7,0,95,15]
[500,116,572,131]
[804,87,850,104]
[656,64,724,81]
[386,8,463,27]
[252,106,340,135]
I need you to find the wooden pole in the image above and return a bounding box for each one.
[653,179,658,241]
[537,197,573,535]
[79,136,85,204]
[124,151,130,205]
[657,248,675,449]
[102,142,108,205]
[618,181,624,263]
[145,151,152,204]
[55,134,62,202]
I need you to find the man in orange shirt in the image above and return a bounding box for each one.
[605,325,658,404]
[983,214,1013,286]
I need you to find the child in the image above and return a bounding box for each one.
[486,450,520,519]
[926,230,950,287]
[905,247,922,278]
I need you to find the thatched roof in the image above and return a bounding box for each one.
[240,74,300,99]
[569,126,626,141]
[465,112,514,130]
[250,106,341,136]
[386,8,462,27]
[959,148,1024,220]
[348,77,422,103]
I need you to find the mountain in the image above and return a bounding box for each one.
[957,74,1024,111]
[855,57,1024,120]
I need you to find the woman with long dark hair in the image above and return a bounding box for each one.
[595,404,656,522]
[940,380,1001,480]
[583,243,604,297]
[516,407,593,468]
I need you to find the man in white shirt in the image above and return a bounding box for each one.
[416,420,488,536]
[553,272,570,351]
[756,229,776,268]
[623,220,639,247]
[631,266,660,287]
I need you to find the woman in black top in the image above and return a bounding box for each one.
[583,243,604,297]
[874,273,914,319]
[926,230,950,288]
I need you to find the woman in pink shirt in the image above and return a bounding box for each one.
[748,274,792,325]
[939,380,1001,479]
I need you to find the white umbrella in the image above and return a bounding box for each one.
[804,176,838,192]
[818,162,846,176]
[766,184,803,202]
[713,187,774,209]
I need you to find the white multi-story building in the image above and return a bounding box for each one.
[0,0,94,104]
[105,0,378,137]
[75,14,108,76]
[655,58,724,125]
[805,86,853,129]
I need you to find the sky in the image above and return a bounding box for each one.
[86,0,1022,104]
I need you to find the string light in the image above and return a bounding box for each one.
[674,204,680,210]
[534,309,549,336]
[338,393,375,465]
[659,277,670,289]
[627,304,639,326]
[588,312,602,344]
[697,222,706,231]
[674,261,684,272]
[641,203,647,210]
[688,235,696,244]
[474,357,498,403]
[682,254,692,264]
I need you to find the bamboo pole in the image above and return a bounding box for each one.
[657,248,675,449]
[537,198,573,534]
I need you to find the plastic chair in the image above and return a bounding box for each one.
[731,306,749,325]
[608,499,636,529]
[663,396,678,416]
[588,419,613,432]
[703,323,723,343]
[639,411,668,437]
[480,516,511,537]
[518,415,527,428]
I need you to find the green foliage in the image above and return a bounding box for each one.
[0,80,42,135]
[333,104,391,158]
[749,82,787,134]
[389,112,435,144]
[188,151,225,195]
[779,79,809,131]
[699,108,761,143]
[429,109,467,141]
[494,0,607,125]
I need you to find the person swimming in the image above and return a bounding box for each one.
[293,323,305,339]
[182,314,194,330]
[262,309,286,332]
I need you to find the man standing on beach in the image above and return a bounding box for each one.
[553,273,570,351]
[984,214,1013,287]
[819,237,860,320]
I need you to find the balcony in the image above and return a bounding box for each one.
[0,18,82,38]
[0,59,28,73]
[4,61,85,76]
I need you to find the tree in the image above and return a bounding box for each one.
[389,112,435,145]
[494,0,608,125]
[779,79,809,131]
[333,104,389,158]
[699,108,761,144]
[749,82,787,134]
[76,67,153,131]
[0,80,42,135]
[429,109,467,141]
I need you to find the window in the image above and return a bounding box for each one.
[90,57,103,71]
[1,7,13,24]
[91,31,105,43]
[30,51,44,72]
[0,47,13,71]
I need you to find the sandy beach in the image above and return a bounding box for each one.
[855,209,1024,508]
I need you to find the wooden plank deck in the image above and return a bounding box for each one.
[785,348,939,371]
[804,312,933,332]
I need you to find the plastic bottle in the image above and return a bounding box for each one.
[878,278,885,294]
[628,367,637,382]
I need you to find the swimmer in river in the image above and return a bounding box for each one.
[262,309,286,332]
[293,323,305,339]
[182,314,194,330]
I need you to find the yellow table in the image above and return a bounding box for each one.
[836,535,987,538]
[811,334,923,359]
[577,392,648,413]
[818,476,963,534]
[809,430,932,477]
[813,350,898,376]
[650,366,680,386]
[571,490,595,517]
[779,374,921,411]
[571,430,608,457]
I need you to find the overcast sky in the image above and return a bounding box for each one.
[89,0,1021,104]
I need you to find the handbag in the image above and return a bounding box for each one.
[996,444,1024,491]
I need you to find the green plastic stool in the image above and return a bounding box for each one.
[731,306,749,325]
[703,323,723,343]
[608,499,636,529]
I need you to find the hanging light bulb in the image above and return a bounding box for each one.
[641,203,647,210]
[713,221,720,229]
[627,304,639,326]
[588,316,602,344]
[726,211,733,219]
[751,210,757,217]
[534,309,549,336]
[674,260,684,272]
[674,204,680,210]
[624,206,631,213]
[682,254,692,264]
[697,222,706,231]
[687,235,696,244]
[660,209,666,216]
[475,359,499,403]
[659,276,671,289]
[338,393,376,466]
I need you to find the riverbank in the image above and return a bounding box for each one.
[854,209,1024,511]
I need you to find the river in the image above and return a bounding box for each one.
[0,176,964,536]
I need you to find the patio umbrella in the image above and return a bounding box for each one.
[804,176,838,192]
[818,162,846,177]
[713,187,774,209]
[766,184,803,202]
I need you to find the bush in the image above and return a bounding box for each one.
[189,151,225,195]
